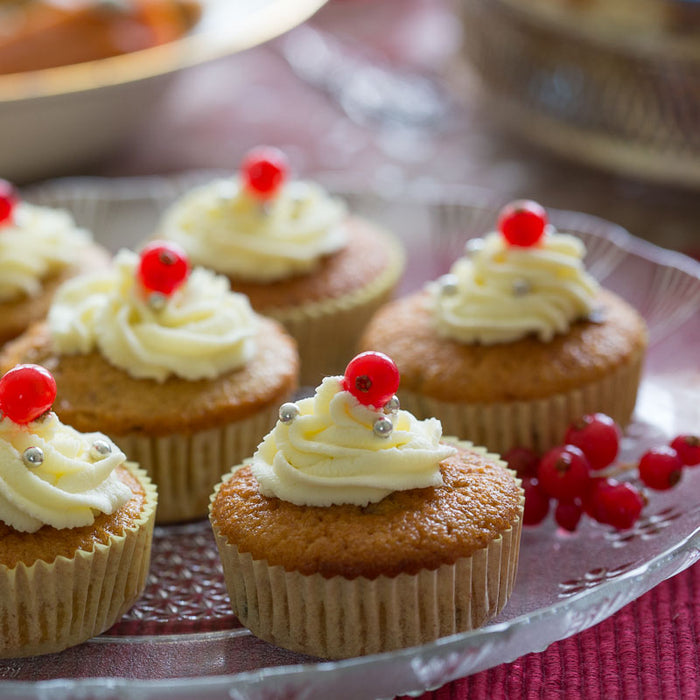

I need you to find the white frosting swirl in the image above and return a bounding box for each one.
[251,377,457,507]
[48,249,257,382]
[0,202,92,302]
[158,178,348,282]
[430,229,600,344]
[0,412,132,533]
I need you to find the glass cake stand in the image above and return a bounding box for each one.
[1,176,698,699]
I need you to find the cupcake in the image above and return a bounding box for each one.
[210,352,523,659]
[0,179,110,346]
[156,147,405,385]
[0,242,299,523]
[0,364,157,658]
[359,200,648,455]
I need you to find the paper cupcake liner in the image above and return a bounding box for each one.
[212,515,521,659]
[267,230,405,386]
[116,404,281,524]
[0,464,157,659]
[399,349,645,456]
[210,440,523,659]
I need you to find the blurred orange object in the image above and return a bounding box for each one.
[0,0,201,75]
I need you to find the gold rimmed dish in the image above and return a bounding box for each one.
[0,0,328,183]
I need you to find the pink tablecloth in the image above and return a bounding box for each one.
[409,561,699,699]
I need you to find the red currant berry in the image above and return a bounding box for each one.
[240,146,289,200]
[0,364,56,424]
[586,478,644,529]
[554,500,583,532]
[342,352,400,408]
[0,179,19,226]
[522,476,550,526]
[564,412,620,471]
[138,241,189,296]
[670,435,700,466]
[503,445,540,478]
[537,444,591,501]
[638,446,683,490]
[497,199,548,247]
[583,477,617,524]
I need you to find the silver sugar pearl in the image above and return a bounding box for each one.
[588,307,606,324]
[279,402,300,423]
[90,439,112,461]
[22,446,44,468]
[373,416,393,438]
[512,279,532,297]
[216,179,237,202]
[438,274,459,296]
[148,292,167,310]
[383,395,400,414]
[464,238,485,255]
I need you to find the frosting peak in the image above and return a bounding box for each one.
[158,178,348,282]
[251,377,457,507]
[430,228,600,344]
[0,411,131,533]
[48,249,258,382]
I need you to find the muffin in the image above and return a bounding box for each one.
[210,352,523,659]
[0,364,157,658]
[0,242,299,523]
[359,200,648,455]
[0,180,110,346]
[156,147,405,385]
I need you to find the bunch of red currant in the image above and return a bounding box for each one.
[505,413,700,532]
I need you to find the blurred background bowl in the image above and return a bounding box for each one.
[458,0,700,189]
[0,0,327,184]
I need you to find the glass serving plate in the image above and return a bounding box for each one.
[1,177,698,700]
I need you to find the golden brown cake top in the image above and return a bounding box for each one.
[227,219,401,311]
[0,465,147,569]
[359,288,647,403]
[0,315,298,435]
[211,444,523,580]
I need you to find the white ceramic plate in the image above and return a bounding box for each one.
[1,176,699,700]
[0,0,327,183]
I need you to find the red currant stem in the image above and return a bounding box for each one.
[602,462,637,478]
